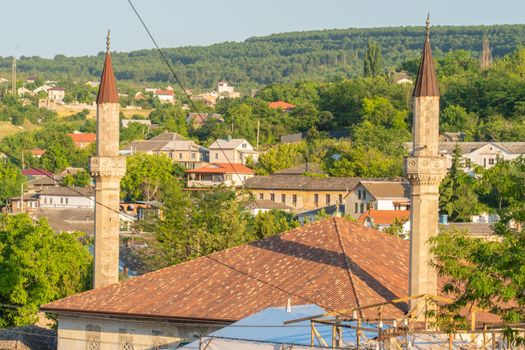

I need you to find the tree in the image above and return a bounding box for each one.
[120,154,185,201]
[251,210,300,239]
[0,214,92,327]
[0,162,24,207]
[439,147,482,221]
[363,41,383,77]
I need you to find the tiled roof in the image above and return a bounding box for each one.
[42,218,410,321]
[247,199,293,210]
[245,175,370,192]
[22,168,54,177]
[39,186,94,197]
[274,163,326,176]
[67,133,97,143]
[149,132,187,142]
[30,149,46,156]
[268,101,296,110]
[155,89,174,96]
[97,51,119,104]
[357,210,410,225]
[359,181,410,199]
[186,163,255,174]
[209,138,247,150]
[440,222,495,237]
[405,142,525,155]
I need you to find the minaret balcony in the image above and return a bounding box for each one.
[404,155,447,185]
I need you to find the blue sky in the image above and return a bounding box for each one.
[2,0,524,58]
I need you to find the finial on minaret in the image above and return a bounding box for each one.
[106,30,111,52]
[425,13,430,38]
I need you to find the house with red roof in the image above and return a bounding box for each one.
[67,133,97,149]
[154,89,174,102]
[30,149,46,158]
[358,209,411,236]
[186,162,254,187]
[268,101,296,111]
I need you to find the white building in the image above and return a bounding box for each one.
[217,81,240,98]
[39,187,94,209]
[154,89,174,102]
[48,87,65,101]
[344,180,410,219]
[186,163,255,187]
[208,137,259,165]
[406,142,525,172]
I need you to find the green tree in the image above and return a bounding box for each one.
[0,214,92,327]
[0,162,24,207]
[439,147,482,221]
[251,209,300,239]
[363,41,383,78]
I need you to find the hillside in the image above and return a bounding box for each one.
[1,24,524,89]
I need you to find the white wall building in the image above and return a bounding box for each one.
[345,180,410,219]
[39,187,94,209]
[186,163,255,187]
[208,137,259,165]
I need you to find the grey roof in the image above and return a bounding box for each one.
[39,186,94,197]
[274,163,326,176]
[245,175,363,192]
[122,139,206,153]
[405,142,525,155]
[209,138,247,150]
[247,200,293,211]
[30,208,94,235]
[440,222,495,237]
[149,132,188,141]
[359,181,410,199]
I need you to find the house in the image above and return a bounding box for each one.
[439,132,465,142]
[345,180,410,219]
[67,133,97,149]
[244,175,364,211]
[246,199,293,215]
[190,93,217,107]
[405,142,525,172]
[185,112,224,129]
[7,193,40,213]
[186,162,255,187]
[268,101,296,111]
[390,71,413,85]
[30,149,46,158]
[33,84,52,94]
[48,86,65,101]
[122,132,208,169]
[17,87,35,96]
[22,168,54,178]
[0,77,9,84]
[154,89,174,102]
[357,209,411,235]
[208,137,259,165]
[42,218,410,349]
[39,186,94,209]
[217,81,240,99]
[121,119,152,128]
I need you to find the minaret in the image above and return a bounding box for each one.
[90,31,126,289]
[404,16,447,315]
[480,34,492,70]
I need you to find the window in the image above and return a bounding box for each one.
[314,194,319,207]
[292,194,297,205]
[465,158,471,168]
[281,194,286,203]
[357,190,361,200]
[85,324,101,350]
[191,152,196,159]
[119,329,134,350]
[215,153,219,160]
[168,152,173,158]
[338,194,343,204]
[49,197,53,204]
[242,143,247,148]
[488,158,495,166]
[65,198,69,204]
[363,191,367,200]
[355,203,358,213]
[259,193,264,200]
[44,197,47,204]
[360,203,365,213]
[326,194,331,205]
[270,193,275,201]
[483,158,487,168]
[178,153,183,160]
[60,198,63,204]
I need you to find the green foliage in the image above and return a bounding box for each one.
[382,217,408,239]
[120,153,185,202]
[149,104,188,136]
[0,214,92,327]
[120,122,149,143]
[0,162,24,206]
[255,142,307,175]
[62,171,92,187]
[250,210,300,239]
[363,41,383,77]
[440,105,478,139]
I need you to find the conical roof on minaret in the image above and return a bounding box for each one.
[413,15,439,97]
[96,31,119,104]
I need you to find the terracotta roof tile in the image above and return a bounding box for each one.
[67,133,97,143]
[42,218,410,321]
[268,101,296,110]
[186,163,255,175]
[96,51,119,104]
[357,210,410,225]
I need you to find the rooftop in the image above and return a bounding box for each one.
[67,133,97,143]
[209,138,249,150]
[274,163,326,176]
[358,181,410,199]
[39,186,94,197]
[186,163,255,175]
[97,49,119,104]
[358,210,411,226]
[22,168,54,177]
[405,142,525,155]
[42,218,410,321]
[268,101,296,110]
[245,175,389,192]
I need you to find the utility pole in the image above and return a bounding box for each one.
[20,152,24,213]
[11,58,16,95]
[256,119,260,150]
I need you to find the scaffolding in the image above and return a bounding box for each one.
[285,294,525,350]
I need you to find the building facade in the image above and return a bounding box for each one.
[208,138,259,165]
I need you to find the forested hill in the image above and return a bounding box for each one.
[1,24,525,89]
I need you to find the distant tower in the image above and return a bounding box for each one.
[90,31,126,289]
[480,34,492,70]
[404,15,447,316]
[11,58,16,95]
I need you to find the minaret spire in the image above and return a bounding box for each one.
[97,30,119,105]
[413,14,439,97]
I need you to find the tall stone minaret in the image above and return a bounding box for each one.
[405,16,447,314]
[90,31,126,289]
[480,34,492,70]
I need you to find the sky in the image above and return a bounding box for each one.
[2,0,524,58]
